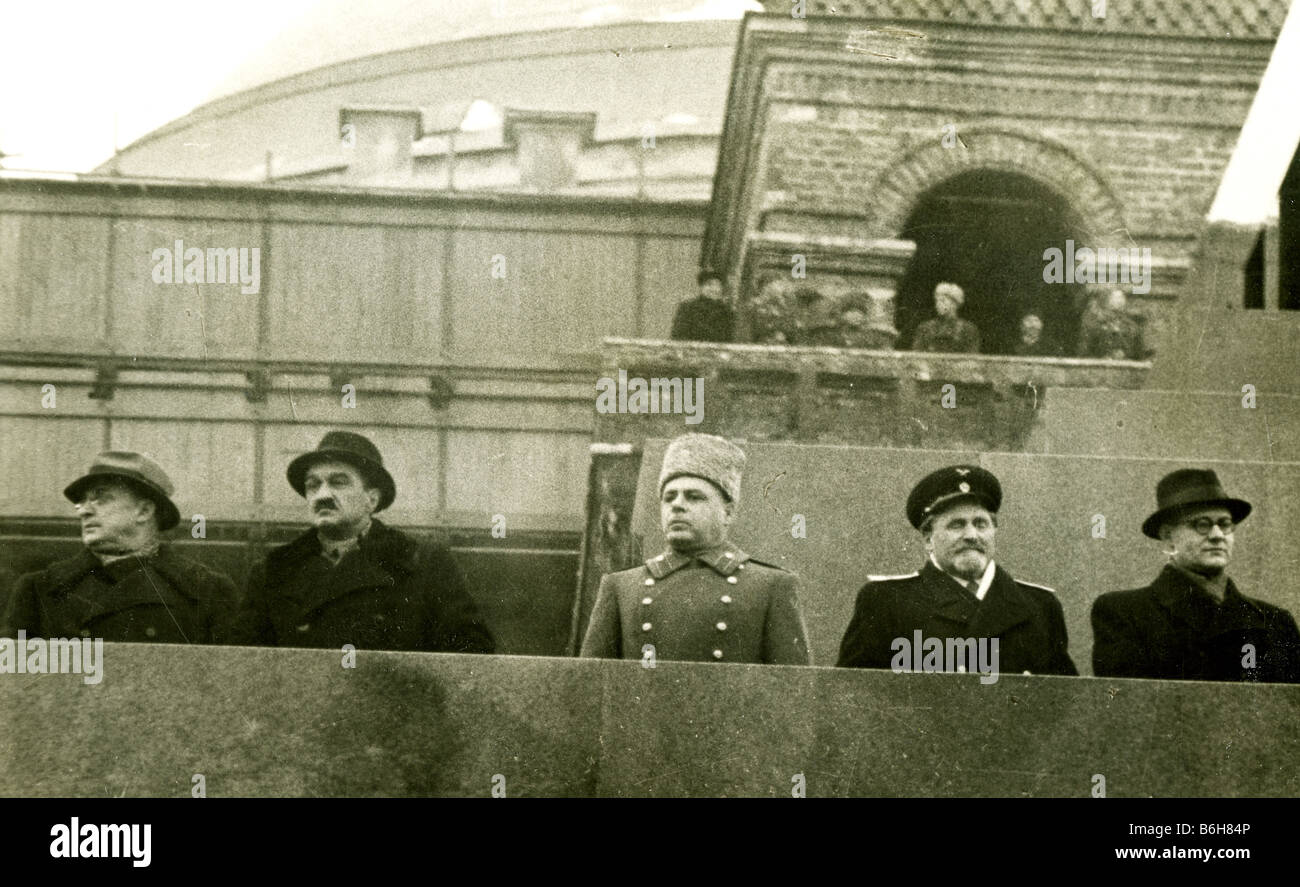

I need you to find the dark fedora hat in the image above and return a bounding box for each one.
[1141,468,1251,539]
[286,430,396,512]
[64,451,182,531]
[906,464,1001,530]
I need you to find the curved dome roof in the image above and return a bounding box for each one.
[210,0,760,101]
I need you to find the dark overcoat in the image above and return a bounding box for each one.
[3,545,237,644]
[1091,565,1300,683]
[229,519,494,654]
[837,560,1077,675]
[670,297,735,343]
[580,543,811,665]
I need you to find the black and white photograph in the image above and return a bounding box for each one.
[0,0,1297,858]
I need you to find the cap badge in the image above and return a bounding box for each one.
[955,468,970,476]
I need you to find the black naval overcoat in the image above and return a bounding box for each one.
[837,560,1077,675]
[229,519,494,654]
[3,545,237,643]
[580,542,811,665]
[1092,565,1300,683]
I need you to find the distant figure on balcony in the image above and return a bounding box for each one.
[3,451,237,644]
[837,465,1077,676]
[670,269,735,343]
[1012,313,1054,357]
[581,433,812,665]
[1078,287,1143,359]
[1092,469,1300,683]
[910,282,981,353]
[229,430,494,654]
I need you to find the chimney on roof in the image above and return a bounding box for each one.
[503,109,596,191]
[339,107,422,181]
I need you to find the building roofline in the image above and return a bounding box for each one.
[97,19,741,172]
[0,170,710,214]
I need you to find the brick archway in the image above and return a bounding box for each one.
[870,126,1127,243]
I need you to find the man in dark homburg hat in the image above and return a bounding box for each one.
[837,465,1076,675]
[1092,469,1300,683]
[3,452,237,643]
[229,430,494,654]
[580,433,811,664]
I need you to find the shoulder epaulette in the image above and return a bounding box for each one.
[745,556,790,572]
[1015,579,1056,592]
[867,572,920,582]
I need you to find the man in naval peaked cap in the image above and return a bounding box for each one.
[837,464,1076,676]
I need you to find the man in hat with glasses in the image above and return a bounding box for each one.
[1092,468,1300,683]
[837,464,1077,676]
[3,451,238,644]
[229,430,494,654]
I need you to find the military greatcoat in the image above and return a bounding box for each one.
[580,543,811,665]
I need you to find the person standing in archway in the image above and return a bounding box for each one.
[910,282,981,353]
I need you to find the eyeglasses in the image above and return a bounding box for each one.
[1181,517,1235,536]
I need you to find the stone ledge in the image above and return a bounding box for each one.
[2,645,1294,797]
[602,338,1151,389]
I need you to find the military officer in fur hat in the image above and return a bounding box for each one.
[1092,469,1300,683]
[229,430,494,654]
[837,465,1076,675]
[3,451,238,644]
[580,433,811,665]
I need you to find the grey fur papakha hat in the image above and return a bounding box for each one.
[658,433,746,504]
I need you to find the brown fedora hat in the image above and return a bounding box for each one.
[286,430,396,512]
[1141,468,1251,539]
[64,451,182,531]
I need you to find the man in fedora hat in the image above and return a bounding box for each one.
[1092,469,1300,683]
[581,433,811,664]
[3,451,238,644]
[837,465,1076,676]
[229,430,494,654]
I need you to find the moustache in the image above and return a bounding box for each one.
[312,500,339,512]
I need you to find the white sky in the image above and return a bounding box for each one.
[0,0,1294,224]
[0,0,761,174]
[0,0,322,172]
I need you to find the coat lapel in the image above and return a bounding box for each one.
[920,561,978,630]
[968,565,1031,638]
[289,520,412,617]
[295,557,396,617]
[62,550,188,627]
[1148,565,1266,635]
[1211,580,1269,635]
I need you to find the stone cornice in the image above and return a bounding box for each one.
[760,0,1289,41]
